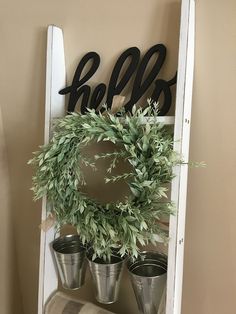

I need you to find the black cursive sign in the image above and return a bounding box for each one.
[59,44,177,115]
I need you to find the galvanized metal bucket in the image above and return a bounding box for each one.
[127,251,167,314]
[87,249,125,304]
[52,234,87,290]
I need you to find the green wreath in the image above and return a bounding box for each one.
[29,105,181,260]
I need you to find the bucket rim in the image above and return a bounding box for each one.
[52,234,86,255]
[126,250,167,278]
[127,264,167,279]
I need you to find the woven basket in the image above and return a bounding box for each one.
[45,292,115,314]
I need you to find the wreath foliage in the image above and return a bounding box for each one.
[29,105,181,260]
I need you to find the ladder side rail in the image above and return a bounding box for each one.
[173,1,195,313]
[38,25,66,314]
[166,0,193,313]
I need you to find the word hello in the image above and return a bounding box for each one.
[59,44,177,115]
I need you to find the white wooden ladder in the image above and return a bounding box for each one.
[38,1,195,313]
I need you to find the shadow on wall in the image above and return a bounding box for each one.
[1,25,47,314]
[6,27,47,314]
[0,105,24,314]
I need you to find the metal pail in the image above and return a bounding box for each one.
[52,234,87,290]
[87,249,125,304]
[127,251,167,314]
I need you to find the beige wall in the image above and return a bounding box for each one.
[182,1,236,314]
[0,0,235,313]
[0,107,23,314]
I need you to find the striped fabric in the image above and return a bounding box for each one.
[45,292,115,314]
[62,301,83,314]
